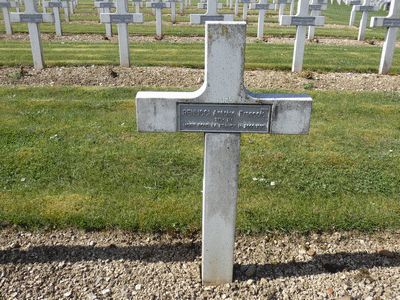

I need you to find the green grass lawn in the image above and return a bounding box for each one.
[1,40,399,73]
[1,87,399,233]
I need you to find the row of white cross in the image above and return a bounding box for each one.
[1,0,399,72]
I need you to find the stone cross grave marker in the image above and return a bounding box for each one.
[100,0,144,67]
[199,0,223,10]
[146,0,170,38]
[129,0,146,14]
[308,0,327,40]
[94,0,115,37]
[164,0,182,22]
[0,0,18,34]
[191,0,233,24]
[60,0,71,21]
[371,0,400,74]
[279,0,325,72]
[136,21,312,285]
[237,0,255,20]
[10,0,54,69]
[345,0,362,26]
[273,0,292,16]
[249,0,274,38]
[353,0,380,40]
[43,0,67,36]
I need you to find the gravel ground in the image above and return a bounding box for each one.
[0,227,399,299]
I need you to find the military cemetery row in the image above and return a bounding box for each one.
[2,0,399,73]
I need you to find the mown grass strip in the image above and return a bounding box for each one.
[1,86,399,232]
[1,40,399,73]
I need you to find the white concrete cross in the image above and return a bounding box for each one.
[60,0,71,21]
[199,0,223,10]
[129,0,145,13]
[345,0,362,26]
[43,0,67,36]
[353,0,380,40]
[273,0,291,16]
[371,0,400,74]
[191,0,233,24]
[237,0,255,20]
[136,21,312,285]
[163,0,182,22]
[249,0,274,38]
[308,0,327,40]
[94,0,115,37]
[10,0,54,69]
[279,0,324,72]
[100,0,143,67]
[0,0,18,34]
[146,0,170,38]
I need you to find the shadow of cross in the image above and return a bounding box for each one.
[136,21,313,286]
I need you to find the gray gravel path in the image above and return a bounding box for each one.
[1,227,399,299]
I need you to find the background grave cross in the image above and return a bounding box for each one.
[353,0,380,40]
[279,0,325,72]
[10,0,54,69]
[94,0,115,37]
[308,0,327,40]
[146,0,170,38]
[100,0,144,67]
[0,0,19,35]
[190,0,234,24]
[371,0,400,74]
[136,21,312,285]
[249,0,274,39]
[43,0,67,36]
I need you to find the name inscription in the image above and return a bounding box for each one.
[20,14,43,23]
[200,15,224,24]
[254,3,273,9]
[291,17,315,26]
[48,2,63,7]
[177,103,271,133]
[383,19,400,27]
[150,2,167,8]
[110,14,134,23]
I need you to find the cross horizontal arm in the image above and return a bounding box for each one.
[136,90,312,134]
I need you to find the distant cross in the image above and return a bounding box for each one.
[0,0,18,34]
[129,0,146,13]
[371,0,400,74]
[237,0,256,20]
[10,0,54,69]
[43,0,67,36]
[60,0,71,21]
[279,0,325,72]
[94,0,115,37]
[136,21,312,285]
[249,0,274,38]
[273,0,291,16]
[353,0,380,40]
[146,0,170,38]
[345,0,362,26]
[163,0,182,22]
[100,0,144,67]
[191,0,233,24]
[308,0,327,40]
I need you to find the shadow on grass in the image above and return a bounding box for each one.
[0,242,398,282]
